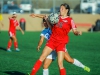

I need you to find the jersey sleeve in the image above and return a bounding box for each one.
[70,18,77,29]
[40,28,51,40]
[40,29,46,37]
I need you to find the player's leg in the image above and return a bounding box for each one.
[7,32,13,52]
[43,51,57,75]
[43,58,52,75]
[30,46,52,75]
[7,38,12,52]
[64,52,90,72]
[12,34,20,51]
[56,43,67,75]
[57,51,66,75]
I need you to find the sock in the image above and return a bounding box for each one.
[60,68,66,75]
[30,60,42,75]
[73,59,85,68]
[7,41,12,49]
[43,69,49,75]
[14,41,18,49]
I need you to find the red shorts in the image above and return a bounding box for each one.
[46,39,67,52]
[8,31,16,37]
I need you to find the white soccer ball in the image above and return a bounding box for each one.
[48,13,59,25]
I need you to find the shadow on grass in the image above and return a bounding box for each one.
[4,71,25,75]
[0,47,6,51]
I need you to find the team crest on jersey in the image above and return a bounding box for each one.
[56,22,63,28]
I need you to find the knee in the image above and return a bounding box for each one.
[14,39,17,42]
[39,55,46,62]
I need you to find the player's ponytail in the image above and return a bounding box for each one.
[60,3,70,16]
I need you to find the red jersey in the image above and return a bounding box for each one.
[50,16,77,44]
[9,18,19,33]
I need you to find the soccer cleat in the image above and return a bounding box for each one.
[7,49,12,52]
[84,66,90,72]
[27,73,30,75]
[15,48,20,52]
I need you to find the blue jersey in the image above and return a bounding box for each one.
[40,28,52,40]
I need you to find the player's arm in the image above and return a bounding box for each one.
[8,15,13,19]
[8,14,17,19]
[71,19,82,36]
[37,36,45,51]
[0,20,4,27]
[17,25,24,35]
[0,14,4,26]
[43,15,53,29]
[30,13,46,18]
[46,18,53,29]
[72,28,82,36]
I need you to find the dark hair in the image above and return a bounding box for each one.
[60,3,70,16]
[43,18,46,22]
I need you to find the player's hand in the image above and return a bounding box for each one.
[44,14,48,20]
[22,31,24,35]
[37,46,41,52]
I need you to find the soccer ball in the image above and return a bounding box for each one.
[48,13,59,25]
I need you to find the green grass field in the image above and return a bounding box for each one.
[0,31,100,75]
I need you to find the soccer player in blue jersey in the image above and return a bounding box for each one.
[30,13,90,75]
[37,18,57,75]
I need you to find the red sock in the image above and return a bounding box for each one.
[14,42,18,49]
[7,41,12,49]
[60,68,66,75]
[31,60,42,75]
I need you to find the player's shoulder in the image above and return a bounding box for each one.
[41,28,49,33]
[66,16,74,23]
[42,28,49,31]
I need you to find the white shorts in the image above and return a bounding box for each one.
[46,50,57,60]
[9,31,15,37]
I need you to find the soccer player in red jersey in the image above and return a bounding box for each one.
[29,3,90,75]
[7,14,24,52]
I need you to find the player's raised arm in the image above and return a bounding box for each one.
[30,13,46,18]
[45,18,53,30]
[8,14,17,20]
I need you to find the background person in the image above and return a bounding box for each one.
[0,13,4,32]
[7,14,24,52]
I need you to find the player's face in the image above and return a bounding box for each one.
[12,14,17,19]
[43,22,48,28]
[60,6,68,16]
